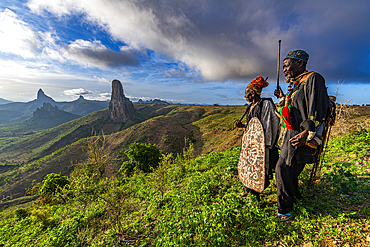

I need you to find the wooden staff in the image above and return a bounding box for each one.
[277,40,281,91]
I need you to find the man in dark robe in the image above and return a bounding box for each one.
[235,76,280,200]
[274,50,330,221]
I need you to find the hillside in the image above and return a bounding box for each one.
[0,104,246,201]
[57,96,110,116]
[1,103,369,203]
[0,126,369,246]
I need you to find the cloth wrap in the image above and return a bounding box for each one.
[276,72,330,166]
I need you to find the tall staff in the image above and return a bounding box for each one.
[276,40,281,93]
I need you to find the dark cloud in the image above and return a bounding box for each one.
[62,40,140,68]
[136,0,370,83]
[216,94,228,99]
[28,0,370,83]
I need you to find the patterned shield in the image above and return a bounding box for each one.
[238,117,265,193]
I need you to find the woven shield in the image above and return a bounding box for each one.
[238,117,265,193]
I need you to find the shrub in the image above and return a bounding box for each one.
[35,173,70,205]
[30,205,58,228]
[14,208,30,220]
[150,153,173,199]
[86,132,108,178]
[120,142,161,175]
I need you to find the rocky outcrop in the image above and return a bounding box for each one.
[108,80,135,122]
[33,102,80,120]
[32,103,80,129]
[77,95,85,101]
[33,103,60,119]
[36,89,55,105]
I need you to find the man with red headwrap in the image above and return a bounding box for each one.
[235,76,280,201]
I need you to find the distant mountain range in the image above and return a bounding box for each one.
[0,89,109,125]
[0,98,12,105]
[0,103,82,134]
[137,98,169,105]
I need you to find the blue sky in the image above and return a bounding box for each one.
[0,0,370,105]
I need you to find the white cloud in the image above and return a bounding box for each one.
[94,76,112,84]
[0,9,40,58]
[85,92,111,101]
[27,0,271,81]
[0,58,112,102]
[0,8,140,71]
[39,31,66,61]
[63,88,93,96]
[23,0,299,81]
[99,92,110,98]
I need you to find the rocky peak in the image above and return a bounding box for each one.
[110,80,125,102]
[108,79,135,122]
[33,103,59,119]
[37,89,45,99]
[77,95,85,100]
[36,89,55,104]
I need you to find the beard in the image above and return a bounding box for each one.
[284,71,294,80]
[285,65,302,80]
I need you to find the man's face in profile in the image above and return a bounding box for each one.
[283,58,300,79]
[244,88,254,103]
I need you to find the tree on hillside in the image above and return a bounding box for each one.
[120,142,161,175]
[29,173,70,205]
[85,131,108,178]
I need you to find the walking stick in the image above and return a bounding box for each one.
[276,40,281,94]
[308,97,336,187]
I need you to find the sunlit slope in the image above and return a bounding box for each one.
[0,104,246,201]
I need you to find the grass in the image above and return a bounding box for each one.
[0,125,369,246]
[0,102,369,246]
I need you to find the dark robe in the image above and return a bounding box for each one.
[276,72,331,166]
[275,71,330,214]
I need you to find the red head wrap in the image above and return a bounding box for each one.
[247,76,269,95]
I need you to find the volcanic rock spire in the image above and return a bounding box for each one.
[108,79,135,122]
[36,89,55,104]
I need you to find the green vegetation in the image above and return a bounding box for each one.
[120,142,162,175]
[0,126,369,246]
[0,104,369,246]
[29,173,70,205]
[0,109,108,162]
